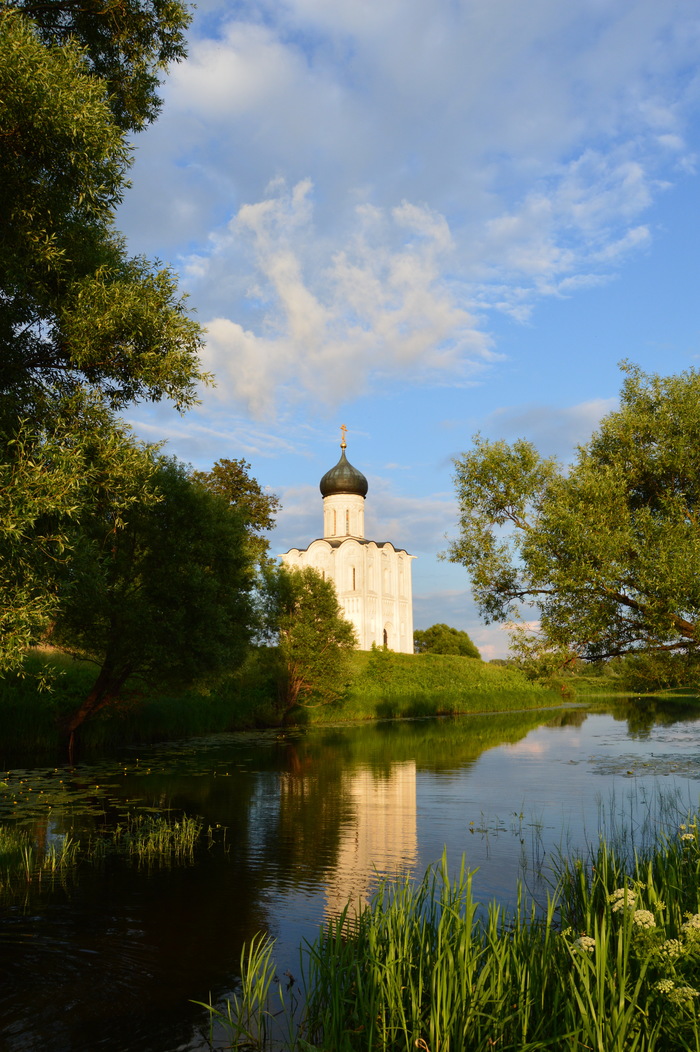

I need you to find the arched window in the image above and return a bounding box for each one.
[333,510,337,535]
[352,567,356,590]
[383,628,388,649]
[345,509,350,535]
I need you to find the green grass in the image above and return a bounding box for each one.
[0,647,563,760]
[202,817,700,1051]
[0,812,206,894]
[0,824,80,892]
[0,649,260,761]
[324,648,560,723]
[110,813,203,864]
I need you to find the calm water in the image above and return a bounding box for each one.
[2,701,700,1051]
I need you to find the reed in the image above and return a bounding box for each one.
[113,813,203,863]
[195,934,286,1050]
[0,825,80,891]
[203,817,700,1051]
[0,811,205,894]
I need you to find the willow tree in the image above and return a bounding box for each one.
[0,5,204,670]
[447,365,700,665]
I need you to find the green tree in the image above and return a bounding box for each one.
[0,7,204,672]
[8,0,191,132]
[1,9,205,418]
[0,399,166,674]
[192,459,281,563]
[262,566,357,715]
[413,623,481,659]
[52,456,254,758]
[446,364,700,665]
[0,416,83,672]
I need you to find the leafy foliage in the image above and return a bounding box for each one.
[52,456,254,754]
[7,0,191,132]
[0,400,162,674]
[413,623,481,658]
[0,9,205,416]
[192,459,281,563]
[447,364,700,664]
[0,4,204,674]
[262,565,357,713]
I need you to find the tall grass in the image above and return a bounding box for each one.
[0,649,253,762]
[318,649,560,724]
[112,813,203,864]
[0,826,79,891]
[204,818,700,1051]
[0,812,205,894]
[195,935,287,1050]
[1,647,564,763]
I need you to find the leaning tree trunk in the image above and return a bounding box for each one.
[63,662,129,764]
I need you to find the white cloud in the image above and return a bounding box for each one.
[115,0,700,418]
[190,181,493,416]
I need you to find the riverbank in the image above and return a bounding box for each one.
[206,814,700,1051]
[1,647,562,760]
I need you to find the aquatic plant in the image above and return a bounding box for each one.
[195,934,287,1050]
[113,813,203,864]
[0,811,205,895]
[0,826,79,891]
[202,817,700,1051]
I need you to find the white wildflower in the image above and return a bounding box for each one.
[681,833,695,843]
[633,909,656,929]
[669,985,700,1004]
[656,979,675,994]
[608,888,637,912]
[657,939,683,960]
[572,935,595,953]
[681,913,700,933]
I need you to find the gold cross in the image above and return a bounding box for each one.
[340,424,348,448]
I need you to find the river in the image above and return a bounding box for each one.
[1,700,700,1050]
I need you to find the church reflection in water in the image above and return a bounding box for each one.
[324,761,417,919]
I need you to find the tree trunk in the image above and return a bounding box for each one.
[63,662,129,763]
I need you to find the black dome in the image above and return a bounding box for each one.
[320,449,368,498]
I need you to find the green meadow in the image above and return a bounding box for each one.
[0,647,561,760]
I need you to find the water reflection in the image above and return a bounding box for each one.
[325,762,417,917]
[1,703,700,1051]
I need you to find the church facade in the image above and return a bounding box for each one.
[281,431,415,653]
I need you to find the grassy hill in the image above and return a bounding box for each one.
[309,647,561,723]
[1,646,563,762]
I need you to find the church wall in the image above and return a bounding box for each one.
[280,443,415,654]
[280,539,415,653]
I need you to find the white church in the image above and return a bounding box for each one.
[281,428,415,653]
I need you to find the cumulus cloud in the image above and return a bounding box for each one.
[114,0,700,418]
[269,470,457,556]
[191,181,492,416]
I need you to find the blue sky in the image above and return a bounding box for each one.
[117,0,700,658]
